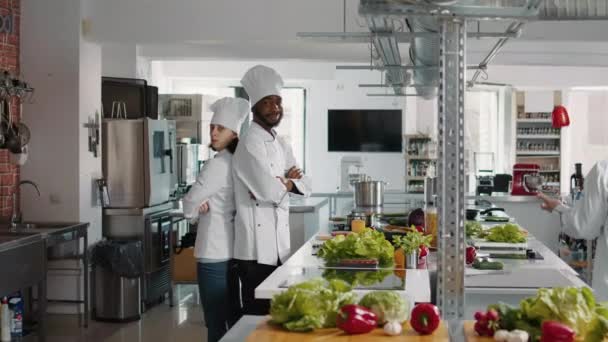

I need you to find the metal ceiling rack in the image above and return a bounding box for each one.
[298,0,608,337]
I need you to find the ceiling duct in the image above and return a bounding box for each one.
[298,0,608,98]
[366,16,407,94]
[409,16,440,99]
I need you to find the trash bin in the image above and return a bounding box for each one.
[92,240,143,322]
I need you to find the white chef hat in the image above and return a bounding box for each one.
[240,65,284,107]
[210,97,250,134]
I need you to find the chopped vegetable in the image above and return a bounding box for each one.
[485,224,527,243]
[336,304,378,335]
[359,291,409,325]
[318,228,395,267]
[466,221,484,237]
[269,279,357,332]
[410,303,441,335]
[540,321,575,342]
[392,231,432,255]
[383,321,403,336]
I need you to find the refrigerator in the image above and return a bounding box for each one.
[101,118,177,310]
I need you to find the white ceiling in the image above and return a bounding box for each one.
[84,0,608,66]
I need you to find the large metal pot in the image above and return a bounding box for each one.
[353,179,386,209]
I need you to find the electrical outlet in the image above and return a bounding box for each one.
[49,194,61,204]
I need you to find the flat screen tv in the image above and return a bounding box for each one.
[328,109,402,152]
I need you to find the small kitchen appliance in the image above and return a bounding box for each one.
[511,163,543,196]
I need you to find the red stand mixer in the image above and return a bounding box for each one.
[511,163,543,195]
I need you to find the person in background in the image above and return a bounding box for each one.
[182,97,249,342]
[537,160,608,300]
[232,65,312,315]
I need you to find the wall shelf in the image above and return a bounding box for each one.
[517,118,552,123]
[517,151,561,156]
[517,135,560,139]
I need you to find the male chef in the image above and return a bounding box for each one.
[232,65,312,315]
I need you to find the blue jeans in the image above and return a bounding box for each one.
[197,261,237,342]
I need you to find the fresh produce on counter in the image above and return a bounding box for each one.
[359,291,409,326]
[419,245,429,258]
[494,329,529,342]
[392,230,433,256]
[466,221,484,238]
[322,269,394,287]
[466,246,477,265]
[269,278,357,332]
[487,287,608,342]
[408,208,425,227]
[484,224,527,243]
[383,321,403,336]
[540,321,575,342]
[473,257,504,270]
[410,303,441,335]
[317,228,395,267]
[474,309,501,337]
[336,304,378,335]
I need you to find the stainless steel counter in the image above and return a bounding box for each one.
[289,197,329,213]
[0,221,90,331]
[0,231,47,341]
[466,194,542,203]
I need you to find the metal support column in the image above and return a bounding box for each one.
[436,17,467,326]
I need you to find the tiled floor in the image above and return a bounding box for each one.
[25,285,207,342]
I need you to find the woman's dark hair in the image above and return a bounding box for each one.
[226,137,239,154]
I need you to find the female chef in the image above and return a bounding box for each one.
[182,97,249,342]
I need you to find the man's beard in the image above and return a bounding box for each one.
[253,108,282,128]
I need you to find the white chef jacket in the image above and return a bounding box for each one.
[555,160,608,300]
[182,149,235,260]
[232,121,312,265]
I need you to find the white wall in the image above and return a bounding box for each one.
[22,0,103,314]
[152,60,422,192]
[21,0,81,221]
[563,90,608,180]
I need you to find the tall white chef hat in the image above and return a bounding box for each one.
[210,97,250,134]
[240,65,284,107]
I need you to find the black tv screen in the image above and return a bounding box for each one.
[328,109,402,152]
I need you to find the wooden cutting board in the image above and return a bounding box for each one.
[247,319,449,341]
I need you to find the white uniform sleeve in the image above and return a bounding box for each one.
[280,138,312,197]
[233,141,288,204]
[182,158,228,219]
[555,163,608,240]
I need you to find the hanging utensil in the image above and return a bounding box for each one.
[4,99,21,153]
[0,98,5,148]
[16,122,30,146]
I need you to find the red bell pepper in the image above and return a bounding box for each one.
[466,246,477,265]
[410,303,441,335]
[419,245,429,258]
[336,304,378,335]
[540,321,575,342]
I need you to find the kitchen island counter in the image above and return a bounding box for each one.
[256,234,431,305]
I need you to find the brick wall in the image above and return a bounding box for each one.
[0,0,20,218]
